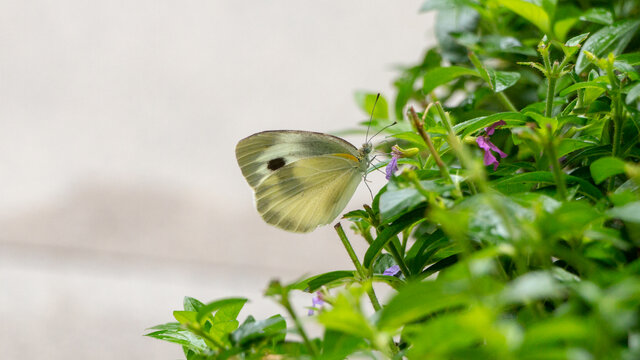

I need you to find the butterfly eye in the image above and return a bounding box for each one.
[267,157,286,171]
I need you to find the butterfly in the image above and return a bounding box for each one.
[235,130,372,233]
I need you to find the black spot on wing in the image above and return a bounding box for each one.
[267,157,286,171]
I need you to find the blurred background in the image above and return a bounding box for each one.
[0,1,434,358]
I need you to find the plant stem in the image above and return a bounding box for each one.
[610,92,624,159]
[334,223,382,312]
[545,75,557,118]
[280,294,318,357]
[387,237,411,280]
[362,207,412,279]
[545,125,568,200]
[608,95,624,192]
[408,107,454,185]
[497,91,518,112]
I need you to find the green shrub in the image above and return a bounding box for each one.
[147,1,640,358]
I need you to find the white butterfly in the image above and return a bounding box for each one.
[236,130,372,233]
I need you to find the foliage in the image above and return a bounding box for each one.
[148,0,640,358]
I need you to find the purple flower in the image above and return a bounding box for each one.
[485,120,506,136]
[383,265,401,276]
[386,157,399,180]
[476,121,508,170]
[385,145,403,180]
[307,292,324,316]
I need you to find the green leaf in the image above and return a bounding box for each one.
[559,32,589,58]
[618,52,640,66]
[173,310,198,325]
[590,156,626,184]
[209,301,246,346]
[421,254,459,278]
[363,206,427,268]
[501,271,565,305]
[575,19,640,74]
[372,253,397,275]
[406,230,455,273]
[404,307,498,358]
[420,0,477,11]
[538,201,602,240]
[553,4,580,42]
[355,92,389,120]
[626,82,640,104]
[486,69,521,93]
[492,171,603,200]
[377,280,470,330]
[565,33,589,48]
[435,6,480,63]
[478,35,537,56]
[607,202,640,223]
[556,138,596,158]
[229,315,286,346]
[495,0,551,35]
[559,80,609,96]
[306,271,356,292]
[196,298,248,322]
[145,323,209,353]
[453,112,527,137]
[371,274,405,290]
[379,188,427,223]
[317,287,377,340]
[423,66,479,94]
[389,131,428,149]
[321,330,366,360]
[183,297,205,312]
[518,316,591,352]
[579,7,613,25]
[525,112,557,131]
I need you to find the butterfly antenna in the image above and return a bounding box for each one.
[370,121,397,142]
[365,93,381,143]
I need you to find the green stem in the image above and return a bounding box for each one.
[336,226,402,357]
[545,126,568,200]
[497,92,518,112]
[408,107,456,189]
[610,92,624,159]
[434,102,455,135]
[545,75,557,118]
[280,295,318,357]
[362,207,412,279]
[334,223,382,311]
[608,96,624,192]
[387,237,411,279]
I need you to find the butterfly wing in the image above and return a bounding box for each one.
[254,154,363,233]
[235,130,360,188]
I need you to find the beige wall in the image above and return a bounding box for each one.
[0,1,435,358]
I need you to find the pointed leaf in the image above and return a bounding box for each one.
[495,0,551,34]
[355,92,389,120]
[590,156,626,184]
[363,206,427,268]
[423,66,479,94]
[607,202,640,223]
[575,19,640,74]
[487,69,521,93]
[579,8,613,25]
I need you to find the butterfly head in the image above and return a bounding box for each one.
[358,142,373,171]
[361,142,373,155]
